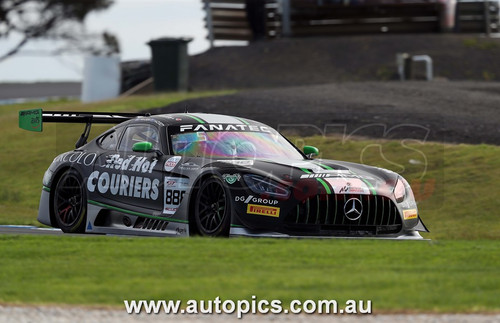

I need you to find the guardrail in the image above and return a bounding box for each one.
[202,0,281,46]
[202,0,499,46]
[284,0,448,36]
[456,1,499,34]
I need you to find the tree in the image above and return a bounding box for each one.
[0,0,119,63]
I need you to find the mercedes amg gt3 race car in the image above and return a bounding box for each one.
[19,109,428,239]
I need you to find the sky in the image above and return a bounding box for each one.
[0,0,211,82]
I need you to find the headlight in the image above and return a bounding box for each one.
[393,177,406,203]
[243,174,290,198]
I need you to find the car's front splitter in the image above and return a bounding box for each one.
[229,227,428,240]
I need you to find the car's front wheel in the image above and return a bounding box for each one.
[193,176,231,237]
[53,169,87,233]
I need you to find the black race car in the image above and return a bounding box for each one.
[19,109,428,238]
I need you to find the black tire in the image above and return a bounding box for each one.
[53,169,87,233]
[193,176,231,237]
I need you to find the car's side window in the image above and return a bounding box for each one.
[118,125,160,152]
[98,131,118,150]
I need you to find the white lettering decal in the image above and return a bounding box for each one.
[151,179,160,200]
[142,178,151,199]
[209,124,223,131]
[234,195,279,205]
[86,171,160,200]
[141,161,151,173]
[83,153,97,166]
[110,174,120,195]
[133,177,142,198]
[179,124,273,133]
[120,175,129,196]
[180,125,193,132]
[128,176,135,197]
[87,171,99,192]
[163,177,189,215]
[97,172,110,194]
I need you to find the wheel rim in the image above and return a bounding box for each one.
[196,181,227,234]
[55,173,83,227]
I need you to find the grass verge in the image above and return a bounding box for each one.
[0,235,498,312]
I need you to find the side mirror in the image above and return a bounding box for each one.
[132,141,164,156]
[132,141,153,152]
[303,145,319,158]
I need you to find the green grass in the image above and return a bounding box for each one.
[0,235,498,312]
[463,38,500,50]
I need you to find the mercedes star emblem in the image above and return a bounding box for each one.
[344,198,363,221]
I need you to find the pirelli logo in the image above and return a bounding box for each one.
[247,204,280,217]
[403,209,418,220]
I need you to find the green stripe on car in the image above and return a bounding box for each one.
[316,178,332,194]
[361,178,377,195]
[300,167,332,194]
[318,163,333,170]
[235,117,250,125]
[185,114,206,124]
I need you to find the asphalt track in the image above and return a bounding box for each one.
[0,225,63,235]
[0,226,429,240]
[0,82,81,100]
[0,305,498,323]
[0,82,81,104]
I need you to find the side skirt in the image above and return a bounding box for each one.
[85,203,189,237]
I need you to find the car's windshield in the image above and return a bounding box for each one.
[170,130,304,159]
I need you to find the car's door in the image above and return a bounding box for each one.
[91,123,164,212]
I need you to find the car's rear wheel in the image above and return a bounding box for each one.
[194,176,231,237]
[53,169,87,233]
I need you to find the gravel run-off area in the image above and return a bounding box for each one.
[1,305,499,323]
[149,81,500,145]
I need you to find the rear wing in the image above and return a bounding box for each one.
[19,109,149,132]
[19,108,151,148]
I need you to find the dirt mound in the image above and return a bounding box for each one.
[189,34,500,90]
[147,81,500,145]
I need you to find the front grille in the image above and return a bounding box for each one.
[284,194,402,235]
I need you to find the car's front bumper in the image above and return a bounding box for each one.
[38,188,52,227]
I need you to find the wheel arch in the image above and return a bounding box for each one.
[188,170,233,236]
[48,165,81,228]
[188,172,215,236]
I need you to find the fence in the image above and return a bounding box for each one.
[203,0,500,46]
[455,1,499,34]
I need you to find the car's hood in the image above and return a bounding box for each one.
[214,158,399,197]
